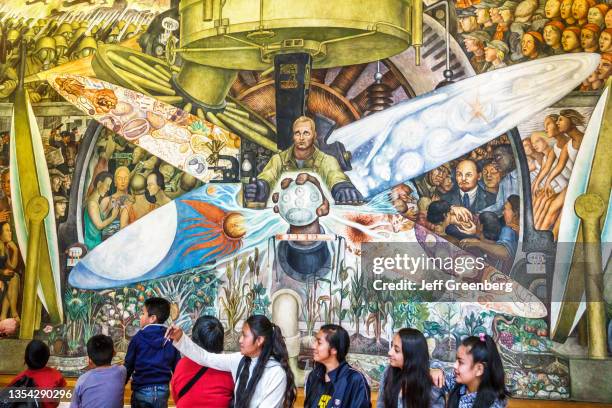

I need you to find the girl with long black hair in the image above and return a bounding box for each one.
[166,315,297,408]
[304,324,371,408]
[377,328,445,408]
[444,334,509,408]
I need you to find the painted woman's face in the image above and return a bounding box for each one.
[545,0,562,18]
[581,28,598,50]
[588,7,604,26]
[1,223,12,243]
[146,173,160,197]
[599,31,612,52]
[556,115,573,132]
[571,0,588,20]
[98,177,112,196]
[485,46,498,62]
[561,30,580,51]
[560,0,574,19]
[544,117,559,137]
[521,33,537,57]
[544,26,562,46]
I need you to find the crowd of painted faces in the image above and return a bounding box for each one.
[390,107,585,278]
[3,297,510,408]
[388,135,522,275]
[456,0,612,90]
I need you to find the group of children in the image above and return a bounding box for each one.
[6,297,509,408]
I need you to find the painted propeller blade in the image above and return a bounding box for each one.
[551,85,612,341]
[69,184,285,289]
[327,54,600,199]
[47,73,240,183]
[10,88,63,323]
[320,206,546,318]
[69,183,393,289]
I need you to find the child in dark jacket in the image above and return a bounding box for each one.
[125,297,181,408]
[304,324,371,408]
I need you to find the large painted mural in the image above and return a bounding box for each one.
[0,0,610,402]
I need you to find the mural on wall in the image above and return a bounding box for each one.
[0,0,610,402]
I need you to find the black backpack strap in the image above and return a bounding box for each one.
[235,357,248,382]
[229,358,249,408]
[176,366,208,402]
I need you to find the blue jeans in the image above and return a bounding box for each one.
[131,384,169,408]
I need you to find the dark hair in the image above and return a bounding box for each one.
[24,340,50,370]
[145,170,165,203]
[92,171,112,197]
[447,335,509,408]
[87,334,114,366]
[192,315,224,353]
[304,324,353,407]
[383,328,432,408]
[480,158,495,170]
[506,194,520,219]
[427,200,451,225]
[479,212,501,241]
[148,170,165,191]
[319,324,350,363]
[143,297,170,324]
[493,144,513,156]
[235,315,296,408]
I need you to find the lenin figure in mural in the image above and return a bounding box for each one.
[244,116,363,204]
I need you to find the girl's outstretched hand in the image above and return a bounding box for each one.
[165,325,183,343]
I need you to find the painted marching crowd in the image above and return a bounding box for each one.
[455,0,612,89]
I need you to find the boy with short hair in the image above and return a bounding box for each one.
[70,334,126,408]
[125,297,181,408]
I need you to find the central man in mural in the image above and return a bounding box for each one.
[244,116,363,205]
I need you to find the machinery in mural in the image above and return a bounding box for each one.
[0,0,610,402]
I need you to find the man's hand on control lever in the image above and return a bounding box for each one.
[331,181,363,205]
[244,179,270,202]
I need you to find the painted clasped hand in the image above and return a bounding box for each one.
[272,173,330,226]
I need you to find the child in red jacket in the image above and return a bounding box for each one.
[9,340,67,408]
[170,316,233,408]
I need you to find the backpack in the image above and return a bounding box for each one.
[0,376,40,408]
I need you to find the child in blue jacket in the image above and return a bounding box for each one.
[125,297,181,408]
[304,324,371,408]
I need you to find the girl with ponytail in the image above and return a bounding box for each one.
[377,328,445,408]
[166,315,297,408]
[444,334,509,408]
[304,324,371,408]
